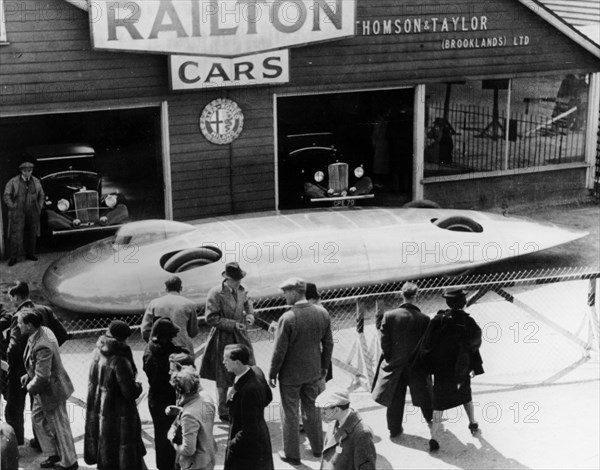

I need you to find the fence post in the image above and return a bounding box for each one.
[588,278,600,358]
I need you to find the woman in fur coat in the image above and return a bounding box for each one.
[84,320,147,470]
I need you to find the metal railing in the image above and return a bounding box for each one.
[426,103,586,174]
[14,266,595,401]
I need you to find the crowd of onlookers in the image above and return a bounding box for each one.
[1,261,484,470]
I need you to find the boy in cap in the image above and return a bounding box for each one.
[269,277,333,466]
[3,160,45,266]
[316,386,376,470]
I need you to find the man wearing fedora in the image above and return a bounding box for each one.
[200,261,256,421]
[415,287,484,452]
[3,160,45,266]
[141,276,199,354]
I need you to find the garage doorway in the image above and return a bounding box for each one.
[276,87,414,209]
[0,105,166,252]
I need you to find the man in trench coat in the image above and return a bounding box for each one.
[371,282,433,437]
[3,160,45,266]
[199,262,255,421]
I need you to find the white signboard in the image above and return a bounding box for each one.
[170,50,289,90]
[89,0,356,57]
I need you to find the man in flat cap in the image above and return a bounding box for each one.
[371,282,433,438]
[200,261,255,422]
[3,160,45,266]
[316,386,376,470]
[269,277,333,466]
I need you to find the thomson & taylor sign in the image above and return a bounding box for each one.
[89,0,355,57]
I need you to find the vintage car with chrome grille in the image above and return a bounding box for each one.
[279,133,374,209]
[27,144,129,235]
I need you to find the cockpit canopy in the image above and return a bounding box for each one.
[113,220,195,246]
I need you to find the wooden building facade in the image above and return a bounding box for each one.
[1,0,599,235]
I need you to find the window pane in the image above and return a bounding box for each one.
[511,74,588,166]
[424,75,588,178]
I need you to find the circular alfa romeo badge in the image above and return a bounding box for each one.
[199,98,244,145]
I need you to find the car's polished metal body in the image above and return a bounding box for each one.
[42,206,586,315]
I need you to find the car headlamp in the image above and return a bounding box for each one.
[57,199,70,212]
[99,216,108,226]
[314,171,325,183]
[72,218,81,228]
[105,194,118,208]
[354,166,364,178]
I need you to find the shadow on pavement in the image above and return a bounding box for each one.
[393,429,530,469]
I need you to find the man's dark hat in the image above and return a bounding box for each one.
[107,320,132,341]
[442,287,467,299]
[222,262,246,281]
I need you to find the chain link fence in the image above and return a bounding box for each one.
[45,266,600,411]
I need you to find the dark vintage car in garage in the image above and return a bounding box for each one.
[27,143,129,235]
[278,132,374,209]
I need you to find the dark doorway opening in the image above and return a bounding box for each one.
[0,107,164,250]
[277,88,414,209]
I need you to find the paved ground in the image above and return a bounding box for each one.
[1,199,599,470]
[6,342,599,470]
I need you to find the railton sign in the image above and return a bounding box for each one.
[89,0,355,57]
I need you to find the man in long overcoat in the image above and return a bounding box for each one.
[3,160,45,266]
[199,262,255,421]
[84,320,146,470]
[371,282,432,437]
[223,344,274,470]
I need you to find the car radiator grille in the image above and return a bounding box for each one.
[328,162,349,193]
[74,190,99,223]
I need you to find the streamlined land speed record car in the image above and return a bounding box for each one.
[42,206,586,315]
